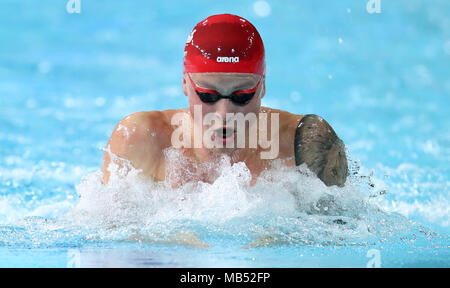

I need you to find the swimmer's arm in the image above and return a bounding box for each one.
[101,112,164,185]
[294,114,348,187]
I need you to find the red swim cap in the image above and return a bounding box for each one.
[183,14,265,76]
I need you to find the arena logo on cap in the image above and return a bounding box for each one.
[216,57,240,63]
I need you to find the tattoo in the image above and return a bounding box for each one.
[294,114,348,187]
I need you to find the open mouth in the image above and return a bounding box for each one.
[213,126,236,144]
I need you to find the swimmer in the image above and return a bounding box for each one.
[101,14,348,188]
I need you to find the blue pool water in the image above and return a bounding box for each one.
[0,0,449,267]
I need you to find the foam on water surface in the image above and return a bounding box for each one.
[2,148,444,253]
[1,149,448,268]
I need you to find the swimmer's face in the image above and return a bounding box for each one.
[183,72,265,148]
[183,72,265,117]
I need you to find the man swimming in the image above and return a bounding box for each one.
[101,14,348,188]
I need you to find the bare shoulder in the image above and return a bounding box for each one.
[259,106,303,129]
[109,111,169,153]
[108,108,189,157]
[102,110,180,183]
[260,107,348,186]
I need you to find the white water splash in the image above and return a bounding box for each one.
[64,148,428,247]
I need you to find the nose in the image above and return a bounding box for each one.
[214,98,234,120]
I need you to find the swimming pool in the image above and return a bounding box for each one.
[0,0,448,267]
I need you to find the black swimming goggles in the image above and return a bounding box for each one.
[187,74,263,106]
